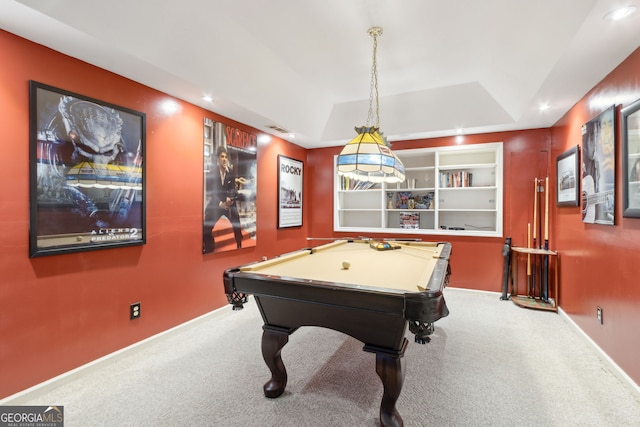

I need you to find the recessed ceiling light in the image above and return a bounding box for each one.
[539,104,550,111]
[604,6,637,21]
[202,95,213,102]
[257,134,272,144]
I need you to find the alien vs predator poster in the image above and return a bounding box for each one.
[30,82,145,256]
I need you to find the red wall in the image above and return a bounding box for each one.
[0,30,309,398]
[3,27,640,398]
[550,46,640,384]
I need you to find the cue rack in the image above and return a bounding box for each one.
[508,177,558,312]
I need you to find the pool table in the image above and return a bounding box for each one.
[223,239,452,427]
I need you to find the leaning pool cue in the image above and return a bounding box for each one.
[500,237,512,300]
[542,177,550,302]
[531,178,538,298]
[537,178,544,299]
[527,223,532,298]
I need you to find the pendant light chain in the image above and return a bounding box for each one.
[366,27,382,129]
[336,25,405,184]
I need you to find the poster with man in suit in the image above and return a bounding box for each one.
[202,120,257,253]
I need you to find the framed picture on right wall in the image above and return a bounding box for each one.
[581,105,616,225]
[556,145,580,207]
[622,97,640,218]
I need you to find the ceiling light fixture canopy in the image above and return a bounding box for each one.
[336,27,405,184]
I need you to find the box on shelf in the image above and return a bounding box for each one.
[399,212,420,229]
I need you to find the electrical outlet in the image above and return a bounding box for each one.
[130,302,141,320]
[597,306,603,325]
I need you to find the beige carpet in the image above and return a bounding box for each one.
[5,288,640,426]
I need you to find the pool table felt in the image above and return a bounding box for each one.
[240,240,445,293]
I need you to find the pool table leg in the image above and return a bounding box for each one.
[365,339,408,427]
[261,325,294,398]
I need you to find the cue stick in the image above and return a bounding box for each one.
[306,237,351,240]
[527,223,532,298]
[306,237,364,243]
[500,237,511,300]
[531,178,538,298]
[542,176,550,302]
[537,178,543,299]
[392,242,439,253]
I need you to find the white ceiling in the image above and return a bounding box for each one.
[2,0,640,148]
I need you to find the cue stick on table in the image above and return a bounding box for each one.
[391,242,440,253]
[306,237,354,241]
[306,238,438,253]
[306,236,378,242]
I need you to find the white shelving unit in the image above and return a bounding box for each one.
[334,142,503,237]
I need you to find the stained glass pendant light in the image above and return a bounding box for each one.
[336,27,405,184]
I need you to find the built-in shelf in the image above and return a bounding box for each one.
[334,142,503,237]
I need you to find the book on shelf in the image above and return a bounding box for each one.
[341,176,378,190]
[440,171,473,188]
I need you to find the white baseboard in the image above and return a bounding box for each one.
[557,306,640,395]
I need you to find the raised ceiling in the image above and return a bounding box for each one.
[2,0,640,148]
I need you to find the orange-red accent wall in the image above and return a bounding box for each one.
[2,28,640,398]
[550,46,640,384]
[0,30,309,398]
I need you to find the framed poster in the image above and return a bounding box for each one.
[202,119,257,254]
[29,81,146,257]
[581,105,615,225]
[278,155,303,228]
[622,97,640,217]
[556,145,580,207]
